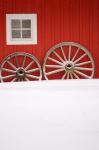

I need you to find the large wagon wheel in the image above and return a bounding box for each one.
[0,52,42,82]
[43,42,95,80]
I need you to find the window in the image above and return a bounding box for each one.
[6,14,37,45]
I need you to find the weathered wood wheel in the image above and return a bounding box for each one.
[43,42,95,80]
[0,52,42,82]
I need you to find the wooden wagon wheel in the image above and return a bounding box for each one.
[43,42,95,80]
[0,52,42,82]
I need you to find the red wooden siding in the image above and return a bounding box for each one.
[0,0,99,78]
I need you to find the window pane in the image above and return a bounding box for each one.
[22,20,31,28]
[22,30,31,38]
[11,20,21,28]
[12,30,21,38]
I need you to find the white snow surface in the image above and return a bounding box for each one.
[0,79,99,150]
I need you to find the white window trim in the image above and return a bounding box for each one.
[6,14,37,45]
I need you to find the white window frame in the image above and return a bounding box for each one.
[6,14,37,45]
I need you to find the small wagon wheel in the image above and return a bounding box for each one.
[43,42,95,80]
[0,52,42,82]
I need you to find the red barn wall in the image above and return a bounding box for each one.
[0,0,99,78]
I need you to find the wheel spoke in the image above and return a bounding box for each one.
[15,55,19,67]
[17,79,21,81]
[75,67,93,71]
[74,70,90,79]
[46,68,65,76]
[48,57,63,65]
[26,74,40,80]
[22,55,26,67]
[71,48,80,61]
[68,46,71,61]
[60,46,67,61]
[7,61,17,70]
[26,68,39,73]
[53,51,64,62]
[75,61,92,66]
[25,77,30,81]
[74,53,87,64]
[0,70,2,82]
[70,72,73,79]
[72,72,80,79]
[0,78,3,82]
[25,61,34,71]
[20,79,24,82]
[45,65,63,68]
[2,74,16,80]
[67,72,69,79]
[11,78,17,82]
[62,72,67,79]
[1,68,16,73]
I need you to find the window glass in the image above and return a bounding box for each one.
[22,20,31,28]
[22,30,31,38]
[11,20,21,28]
[12,30,21,38]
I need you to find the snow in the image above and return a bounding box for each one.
[0,79,99,150]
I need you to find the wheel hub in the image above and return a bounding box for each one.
[16,68,25,78]
[64,61,74,71]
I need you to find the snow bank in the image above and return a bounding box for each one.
[0,79,99,150]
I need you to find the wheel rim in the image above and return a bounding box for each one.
[0,52,42,82]
[43,42,95,80]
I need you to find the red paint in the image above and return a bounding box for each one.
[0,0,99,78]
